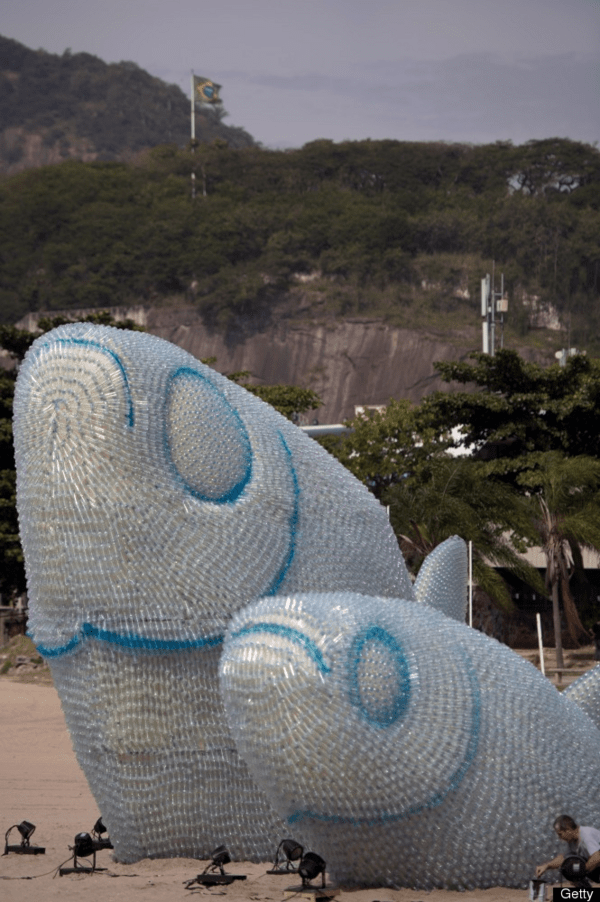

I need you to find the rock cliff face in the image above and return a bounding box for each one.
[0,127,102,177]
[16,306,547,424]
[147,309,476,423]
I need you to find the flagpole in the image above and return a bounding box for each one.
[190,69,196,199]
[190,70,195,141]
[468,539,473,627]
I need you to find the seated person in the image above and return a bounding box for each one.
[536,815,600,881]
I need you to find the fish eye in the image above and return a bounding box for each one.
[165,367,252,503]
[348,626,411,727]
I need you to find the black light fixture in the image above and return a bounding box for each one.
[561,854,593,890]
[59,832,107,876]
[209,845,231,875]
[91,817,113,850]
[267,838,304,874]
[3,820,45,855]
[185,845,247,889]
[298,851,327,889]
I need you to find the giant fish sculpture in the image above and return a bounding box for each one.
[12,323,408,863]
[13,324,600,888]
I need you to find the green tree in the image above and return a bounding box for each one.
[517,452,600,663]
[226,371,321,421]
[319,399,444,500]
[0,369,23,599]
[510,138,600,196]
[423,350,600,649]
[386,455,544,610]
[322,399,543,609]
[2,138,599,344]
[425,349,600,474]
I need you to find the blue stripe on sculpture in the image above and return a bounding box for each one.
[265,432,299,594]
[229,622,331,675]
[31,632,82,658]
[34,624,224,658]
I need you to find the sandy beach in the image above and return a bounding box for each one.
[0,676,560,902]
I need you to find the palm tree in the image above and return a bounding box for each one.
[518,452,600,668]
[386,455,545,612]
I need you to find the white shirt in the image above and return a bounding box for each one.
[571,826,600,860]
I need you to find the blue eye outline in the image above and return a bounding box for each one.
[164,366,253,504]
[348,625,411,728]
[288,643,481,828]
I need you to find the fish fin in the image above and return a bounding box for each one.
[413,535,468,623]
[562,665,600,730]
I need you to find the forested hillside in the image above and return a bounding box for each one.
[0,35,254,174]
[1,136,599,352]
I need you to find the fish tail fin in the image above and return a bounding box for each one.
[413,536,468,623]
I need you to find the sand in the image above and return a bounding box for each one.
[0,678,556,902]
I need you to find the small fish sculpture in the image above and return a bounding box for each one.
[13,323,408,863]
[220,583,600,889]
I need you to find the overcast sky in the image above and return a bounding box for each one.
[3,0,599,148]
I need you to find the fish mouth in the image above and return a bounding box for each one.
[33,622,225,659]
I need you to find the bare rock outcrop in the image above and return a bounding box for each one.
[17,305,550,424]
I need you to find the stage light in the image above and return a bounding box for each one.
[92,817,106,836]
[18,821,35,843]
[91,816,113,850]
[561,854,592,890]
[299,851,327,888]
[267,838,304,874]
[74,832,96,859]
[210,845,231,874]
[184,845,247,889]
[3,820,45,855]
[59,832,107,876]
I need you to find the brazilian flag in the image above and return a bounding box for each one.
[194,76,222,104]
